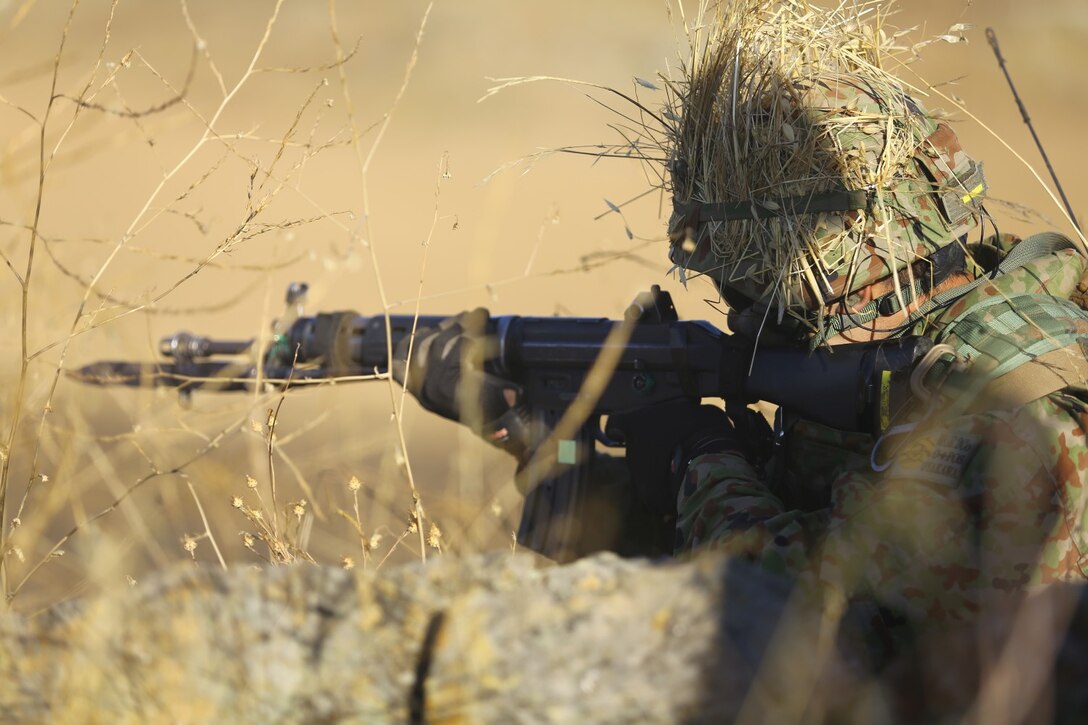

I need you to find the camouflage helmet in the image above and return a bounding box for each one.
[666,73,987,324]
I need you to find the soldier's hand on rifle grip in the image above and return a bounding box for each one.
[606,400,745,517]
[392,309,530,460]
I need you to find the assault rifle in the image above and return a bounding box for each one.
[74,283,932,560]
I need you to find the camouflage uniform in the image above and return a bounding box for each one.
[676,240,1088,621]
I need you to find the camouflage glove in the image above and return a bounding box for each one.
[392,308,531,460]
[605,400,744,517]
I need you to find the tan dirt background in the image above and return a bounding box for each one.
[0,0,1084,605]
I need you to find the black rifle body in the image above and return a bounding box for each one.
[75,296,930,560]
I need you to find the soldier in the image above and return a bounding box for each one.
[395,2,1088,627]
[652,2,1088,623]
[663,78,1088,622]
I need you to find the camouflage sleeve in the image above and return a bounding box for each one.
[674,452,831,577]
[677,391,1088,620]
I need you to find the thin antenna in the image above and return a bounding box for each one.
[987,27,1081,232]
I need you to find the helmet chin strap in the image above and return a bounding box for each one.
[807,231,1086,348]
[806,241,968,349]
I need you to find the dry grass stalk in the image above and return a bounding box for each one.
[329,0,437,563]
[232,473,315,566]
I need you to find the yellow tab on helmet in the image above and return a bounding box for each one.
[961,183,985,204]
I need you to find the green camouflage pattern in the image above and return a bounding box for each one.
[668,76,986,313]
[676,243,1088,621]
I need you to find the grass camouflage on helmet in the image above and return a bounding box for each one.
[662,0,987,333]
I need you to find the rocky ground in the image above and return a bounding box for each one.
[2,551,1087,723]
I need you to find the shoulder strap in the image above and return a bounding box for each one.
[966,342,1088,413]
